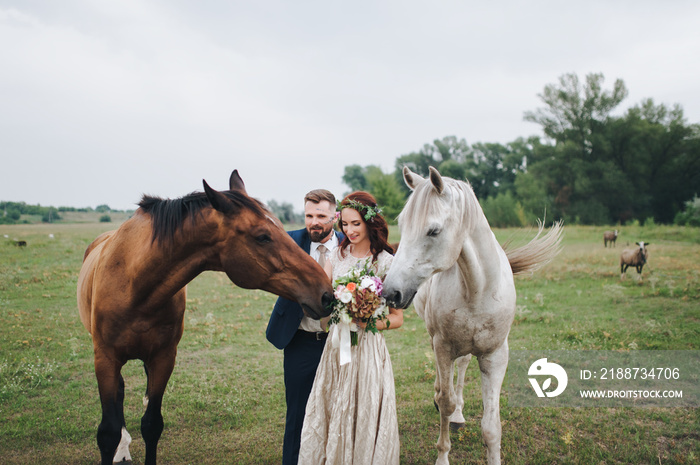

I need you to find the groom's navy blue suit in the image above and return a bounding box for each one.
[267,227,344,465]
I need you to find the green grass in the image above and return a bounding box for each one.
[0,222,698,464]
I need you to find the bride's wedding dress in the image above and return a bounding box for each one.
[298,249,400,465]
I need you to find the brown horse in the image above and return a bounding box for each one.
[77,170,333,465]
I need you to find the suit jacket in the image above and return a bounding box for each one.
[266,228,344,350]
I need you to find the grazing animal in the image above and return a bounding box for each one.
[620,241,650,280]
[77,170,333,465]
[383,167,562,465]
[603,229,618,247]
[14,240,27,247]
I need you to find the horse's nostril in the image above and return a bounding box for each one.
[386,290,401,306]
[321,291,333,310]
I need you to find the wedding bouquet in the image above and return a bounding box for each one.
[329,260,389,355]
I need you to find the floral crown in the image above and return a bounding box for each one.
[337,199,383,222]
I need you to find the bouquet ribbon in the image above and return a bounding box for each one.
[332,319,354,366]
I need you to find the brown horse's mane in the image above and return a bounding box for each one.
[138,190,267,246]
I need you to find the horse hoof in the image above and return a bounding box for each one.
[450,421,465,432]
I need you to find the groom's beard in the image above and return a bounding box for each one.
[308,225,333,243]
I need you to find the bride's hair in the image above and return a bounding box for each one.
[338,191,394,261]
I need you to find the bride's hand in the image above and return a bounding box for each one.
[352,318,366,330]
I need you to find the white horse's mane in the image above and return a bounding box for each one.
[398,175,482,237]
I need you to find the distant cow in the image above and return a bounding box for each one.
[620,242,650,280]
[603,230,618,247]
[14,240,27,247]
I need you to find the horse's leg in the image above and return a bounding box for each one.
[111,373,133,464]
[113,426,133,463]
[477,342,508,465]
[433,336,456,465]
[94,354,126,465]
[448,354,472,431]
[141,351,177,465]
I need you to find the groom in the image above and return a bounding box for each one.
[266,189,344,465]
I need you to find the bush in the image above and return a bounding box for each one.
[41,210,61,223]
[99,215,112,223]
[674,195,700,227]
[481,192,527,228]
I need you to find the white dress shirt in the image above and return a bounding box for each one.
[299,232,339,332]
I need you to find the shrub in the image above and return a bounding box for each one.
[41,209,61,223]
[99,215,112,223]
[674,195,700,227]
[481,192,526,227]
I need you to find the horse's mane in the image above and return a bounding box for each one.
[138,190,267,245]
[398,175,481,236]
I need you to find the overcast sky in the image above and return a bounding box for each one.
[1,1,699,212]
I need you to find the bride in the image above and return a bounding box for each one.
[298,191,403,465]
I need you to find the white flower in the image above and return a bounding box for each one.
[339,290,353,304]
[373,302,387,318]
[339,311,353,324]
[360,276,376,292]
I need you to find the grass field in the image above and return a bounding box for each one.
[1,220,698,464]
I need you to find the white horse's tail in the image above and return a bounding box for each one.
[503,221,563,275]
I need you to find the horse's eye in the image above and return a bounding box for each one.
[427,227,441,237]
[255,234,272,244]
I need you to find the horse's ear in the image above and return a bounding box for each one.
[229,170,247,193]
[429,166,444,194]
[204,180,236,214]
[403,166,424,191]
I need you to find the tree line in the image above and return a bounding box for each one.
[0,202,120,224]
[342,73,700,227]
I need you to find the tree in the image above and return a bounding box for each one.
[267,200,301,224]
[524,72,628,149]
[342,165,370,192]
[395,136,472,177]
[522,73,631,223]
[393,136,473,197]
[336,73,699,226]
[341,165,405,224]
[608,100,700,222]
[469,141,528,199]
[364,168,405,223]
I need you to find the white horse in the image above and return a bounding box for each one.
[383,167,562,465]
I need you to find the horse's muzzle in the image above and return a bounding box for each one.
[301,291,334,320]
[321,291,334,310]
[383,288,416,309]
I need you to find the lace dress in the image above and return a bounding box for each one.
[298,249,400,465]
